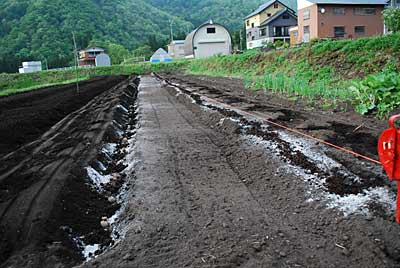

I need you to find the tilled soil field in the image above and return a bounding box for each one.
[78,75,400,268]
[2,73,400,268]
[0,76,127,155]
[0,76,138,267]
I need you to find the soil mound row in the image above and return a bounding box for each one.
[0,76,139,268]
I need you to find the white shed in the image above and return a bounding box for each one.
[184,20,232,59]
[95,53,111,67]
[19,61,42,74]
[150,48,173,63]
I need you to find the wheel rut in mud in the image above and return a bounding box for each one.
[0,76,139,268]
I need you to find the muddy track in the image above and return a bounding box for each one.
[0,76,139,268]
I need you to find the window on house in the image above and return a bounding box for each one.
[251,22,255,28]
[354,8,376,15]
[260,28,267,36]
[274,27,281,36]
[282,13,290,19]
[334,26,345,37]
[303,10,310,20]
[355,26,365,35]
[274,26,289,36]
[252,36,255,40]
[247,20,250,26]
[207,27,216,34]
[333,7,345,15]
[274,3,279,8]
[283,26,289,36]
[303,26,310,42]
[267,13,272,17]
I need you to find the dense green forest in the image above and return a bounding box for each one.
[0,0,297,73]
[148,0,297,29]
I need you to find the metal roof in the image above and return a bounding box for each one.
[260,8,297,26]
[245,0,296,19]
[171,40,185,44]
[307,0,388,4]
[184,20,230,57]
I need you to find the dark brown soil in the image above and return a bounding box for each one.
[0,76,127,156]
[81,75,400,268]
[2,73,400,268]
[157,72,391,204]
[0,76,138,268]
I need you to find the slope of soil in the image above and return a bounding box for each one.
[81,76,400,268]
[0,76,127,156]
[0,76,138,268]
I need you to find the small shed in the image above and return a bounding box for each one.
[95,53,111,67]
[19,61,42,74]
[184,20,232,59]
[150,48,173,63]
[168,40,185,59]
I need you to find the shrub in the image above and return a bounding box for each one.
[383,7,400,32]
[351,72,400,117]
[274,40,284,48]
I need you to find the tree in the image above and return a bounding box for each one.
[132,45,154,60]
[106,43,130,64]
[383,7,400,32]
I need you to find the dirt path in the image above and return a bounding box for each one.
[82,76,400,268]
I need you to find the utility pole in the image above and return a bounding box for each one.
[169,19,174,42]
[239,29,243,50]
[72,32,80,94]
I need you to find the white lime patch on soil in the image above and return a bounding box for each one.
[85,167,112,192]
[244,128,396,218]
[83,244,100,260]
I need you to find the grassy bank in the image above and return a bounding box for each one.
[0,61,188,97]
[187,33,400,116]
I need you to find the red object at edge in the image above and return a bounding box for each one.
[378,114,400,223]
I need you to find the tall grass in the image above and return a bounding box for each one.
[187,33,400,109]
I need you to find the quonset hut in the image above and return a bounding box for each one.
[184,20,232,59]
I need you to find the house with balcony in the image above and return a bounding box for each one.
[245,0,298,49]
[79,47,111,67]
[297,0,388,43]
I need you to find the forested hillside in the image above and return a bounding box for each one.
[0,0,190,72]
[0,0,297,73]
[148,0,297,29]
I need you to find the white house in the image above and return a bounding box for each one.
[184,20,232,59]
